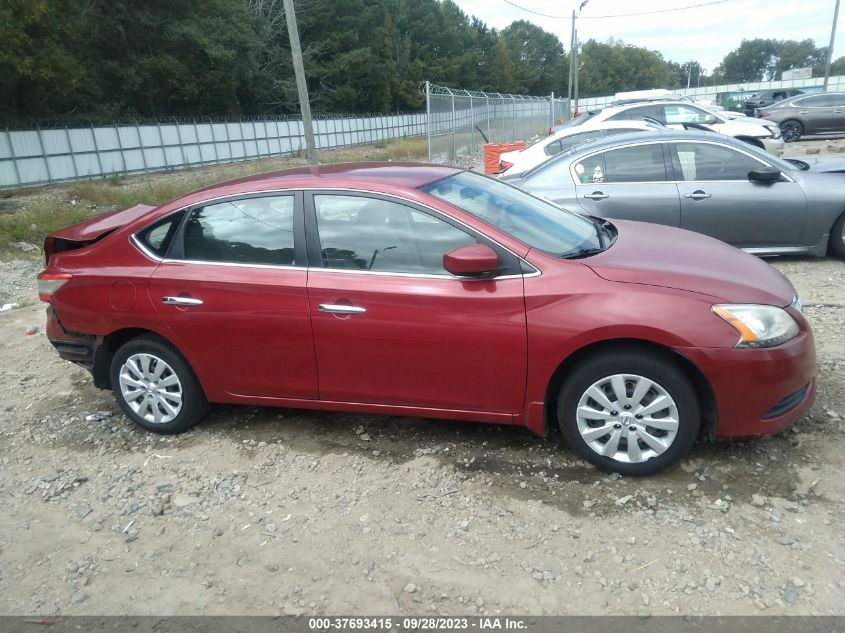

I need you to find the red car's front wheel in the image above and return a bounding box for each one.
[557,349,701,476]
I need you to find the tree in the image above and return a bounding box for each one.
[501,20,567,95]
[718,38,827,82]
[577,39,679,98]
[676,61,704,88]
[830,56,845,76]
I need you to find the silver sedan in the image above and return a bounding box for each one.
[505,130,845,259]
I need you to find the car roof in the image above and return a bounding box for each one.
[525,129,754,168]
[193,162,461,195]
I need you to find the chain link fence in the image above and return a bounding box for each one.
[0,113,427,189]
[423,82,567,163]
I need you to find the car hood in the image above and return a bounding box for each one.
[785,154,845,173]
[585,219,795,305]
[720,117,775,134]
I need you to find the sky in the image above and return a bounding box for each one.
[451,0,844,74]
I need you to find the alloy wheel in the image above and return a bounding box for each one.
[575,373,679,464]
[780,121,802,142]
[118,353,184,424]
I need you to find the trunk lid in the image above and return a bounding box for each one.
[44,203,155,263]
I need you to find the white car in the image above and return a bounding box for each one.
[498,120,661,177]
[588,100,784,155]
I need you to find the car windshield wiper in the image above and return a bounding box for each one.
[563,247,605,260]
[592,216,605,249]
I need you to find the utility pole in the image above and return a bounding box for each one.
[572,1,590,118]
[283,0,317,165]
[824,0,842,91]
[573,28,579,115]
[566,10,575,121]
[687,65,692,89]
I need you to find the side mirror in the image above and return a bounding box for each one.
[443,244,499,278]
[748,167,781,183]
[703,114,717,124]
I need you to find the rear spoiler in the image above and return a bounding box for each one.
[44,203,156,264]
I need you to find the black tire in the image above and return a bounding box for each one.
[557,349,700,476]
[780,120,803,142]
[109,335,208,434]
[830,211,845,259]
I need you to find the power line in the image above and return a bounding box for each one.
[501,0,731,20]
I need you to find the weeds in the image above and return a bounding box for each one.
[0,203,91,252]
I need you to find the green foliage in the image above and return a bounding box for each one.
[1,0,739,123]
[577,39,680,98]
[716,38,828,83]
[0,203,90,251]
[502,20,568,95]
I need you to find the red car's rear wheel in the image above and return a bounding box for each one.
[110,336,208,434]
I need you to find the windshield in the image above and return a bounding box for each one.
[421,171,602,257]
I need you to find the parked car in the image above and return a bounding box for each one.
[506,130,845,259]
[744,89,805,117]
[588,99,784,155]
[757,92,845,141]
[783,155,845,173]
[498,119,663,177]
[38,163,815,475]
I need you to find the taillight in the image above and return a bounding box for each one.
[756,111,769,118]
[37,273,71,302]
[498,160,513,173]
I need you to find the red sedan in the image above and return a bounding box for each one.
[38,163,816,475]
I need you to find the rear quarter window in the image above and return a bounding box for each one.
[136,211,185,258]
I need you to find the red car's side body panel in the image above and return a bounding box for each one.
[39,163,817,442]
[149,262,318,400]
[307,271,527,412]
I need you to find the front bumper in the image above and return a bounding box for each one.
[760,136,785,156]
[678,328,816,439]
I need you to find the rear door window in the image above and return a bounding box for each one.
[182,195,296,265]
[574,143,666,183]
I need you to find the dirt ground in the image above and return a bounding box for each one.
[0,144,844,617]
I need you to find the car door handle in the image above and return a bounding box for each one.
[684,191,712,200]
[798,110,808,114]
[583,192,609,200]
[318,304,366,314]
[162,296,203,306]
[834,109,843,113]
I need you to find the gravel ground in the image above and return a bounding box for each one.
[0,143,844,617]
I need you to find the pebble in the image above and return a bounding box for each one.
[172,493,199,507]
[782,580,799,604]
[404,583,417,594]
[75,503,92,520]
[751,494,766,507]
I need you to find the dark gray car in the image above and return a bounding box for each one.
[757,92,845,141]
[506,130,845,259]
[743,88,804,116]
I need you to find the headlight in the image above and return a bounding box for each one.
[768,125,782,139]
[712,304,799,348]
